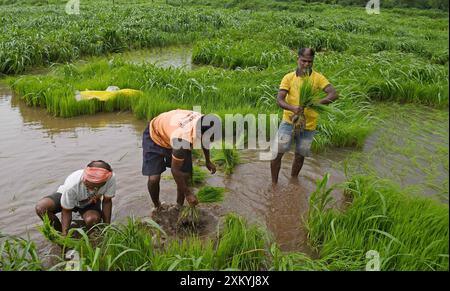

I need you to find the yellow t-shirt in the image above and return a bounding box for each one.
[279,70,330,130]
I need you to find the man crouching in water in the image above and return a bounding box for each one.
[142,109,219,213]
[35,160,116,236]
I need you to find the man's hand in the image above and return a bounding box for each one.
[186,193,199,206]
[292,106,304,115]
[88,194,102,205]
[206,160,216,174]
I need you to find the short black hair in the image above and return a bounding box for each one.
[298,48,315,58]
[87,160,112,172]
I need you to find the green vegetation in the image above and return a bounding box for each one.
[0,233,42,271]
[178,206,200,230]
[191,165,209,186]
[197,186,225,203]
[306,174,449,270]
[5,0,448,155]
[211,143,241,174]
[340,103,449,201]
[3,173,447,270]
[1,0,448,271]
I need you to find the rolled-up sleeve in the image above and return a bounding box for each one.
[279,73,291,91]
[104,174,116,198]
[317,73,330,90]
[60,190,76,209]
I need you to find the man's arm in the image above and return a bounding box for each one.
[319,84,338,105]
[61,208,72,236]
[277,90,302,114]
[102,196,112,224]
[202,146,216,174]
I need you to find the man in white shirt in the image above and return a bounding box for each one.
[35,160,116,236]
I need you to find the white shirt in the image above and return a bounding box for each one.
[57,169,116,209]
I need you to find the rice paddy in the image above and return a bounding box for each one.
[197,186,225,203]
[0,0,448,272]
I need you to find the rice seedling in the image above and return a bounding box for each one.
[215,213,268,270]
[192,39,294,69]
[306,174,449,271]
[177,206,200,230]
[197,186,225,203]
[211,143,240,175]
[191,165,208,186]
[0,233,43,271]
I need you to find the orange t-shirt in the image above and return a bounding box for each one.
[149,109,202,149]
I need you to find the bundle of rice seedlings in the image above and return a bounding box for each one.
[177,206,200,230]
[197,186,225,203]
[293,77,331,132]
[211,143,240,175]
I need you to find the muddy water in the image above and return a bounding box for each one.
[217,151,346,253]
[343,103,449,201]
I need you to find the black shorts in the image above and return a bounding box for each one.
[142,125,193,176]
[45,192,102,216]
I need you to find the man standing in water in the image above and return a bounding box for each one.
[271,48,338,184]
[142,109,219,213]
[35,160,116,235]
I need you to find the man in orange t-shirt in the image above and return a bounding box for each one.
[142,109,219,212]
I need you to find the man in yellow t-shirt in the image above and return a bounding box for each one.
[271,48,338,184]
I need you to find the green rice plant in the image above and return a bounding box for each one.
[191,165,208,186]
[197,186,225,203]
[215,213,268,270]
[192,39,294,69]
[92,217,164,271]
[306,174,449,271]
[211,143,240,175]
[38,214,81,250]
[178,206,200,230]
[154,236,216,270]
[0,233,43,271]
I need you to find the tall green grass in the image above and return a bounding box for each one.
[192,39,295,69]
[6,171,449,271]
[37,213,270,270]
[306,174,449,270]
[1,0,448,75]
[0,233,43,271]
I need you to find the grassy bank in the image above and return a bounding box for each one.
[307,174,449,270]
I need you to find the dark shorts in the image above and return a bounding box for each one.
[142,125,193,176]
[45,192,102,216]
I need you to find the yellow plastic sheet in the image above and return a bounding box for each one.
[79,89,143,101]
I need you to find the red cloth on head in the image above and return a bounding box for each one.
[83,167,112,184]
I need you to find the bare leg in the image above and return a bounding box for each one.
[270,153,284,184]
[35,198,62,232]
[291,152,305,178]
[147,175,161,208]
[81,210,101,232]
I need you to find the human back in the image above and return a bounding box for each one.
[149,109,202,149]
